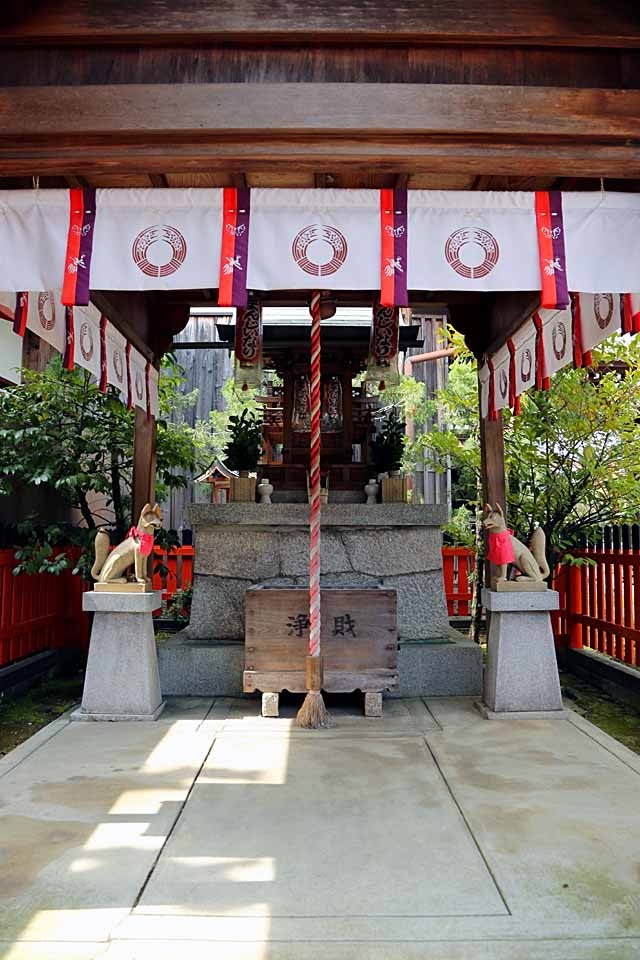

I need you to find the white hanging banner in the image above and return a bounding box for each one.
[248,188,378,291]
[73,303,102,379]
[24,290,67,354]
[478,362,490,420]
[491,344,511,412]
[0,293,14,322]
[540,307,573,378]
[564,193,640,294]
[2,189,640,296]
[148,365,160,419]
[105,321,128,399]
[578,293,622,354]
[129,346,148,412]
[0,192,69,292]
[512,317,537,400]
[90,188,223,291]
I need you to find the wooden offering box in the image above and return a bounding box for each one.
[243,586,398,695]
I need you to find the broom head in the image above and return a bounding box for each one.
[296,656,330,728]
[296,690,329,728]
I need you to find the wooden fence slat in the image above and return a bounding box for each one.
[442,550,455,617]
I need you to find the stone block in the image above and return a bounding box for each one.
[482,589,563,715]
[188,574,246,640]
[482,587,560,612]
[390,635,483,698]
[262,692,280,717]
[278,529,351,577]
[342,527,443,577]
[188,502,449,528]
[74,590,164,721]
[158,635,245,696]
[364,691,383,717]
[384,571,450,639]
[194,527,279,579]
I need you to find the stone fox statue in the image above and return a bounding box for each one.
[91,504,163,585]
[482,503,549,583]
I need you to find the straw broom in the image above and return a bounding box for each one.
[296,290,329,728]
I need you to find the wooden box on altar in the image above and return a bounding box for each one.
[381,476,408,503]
[243,585,398,695]
[230,476,256,502]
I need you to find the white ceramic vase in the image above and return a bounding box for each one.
[364,478,380,505]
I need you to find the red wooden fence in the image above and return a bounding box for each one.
[0,548,91,667]
[442,546,475,617]
[554,548,640,667]
[6,540,636,673]
[0,545,195,670]
[152,544,194,601]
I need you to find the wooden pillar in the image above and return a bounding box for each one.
[132,407,157,522]
[479,396,506,589]
[22,331,57,372]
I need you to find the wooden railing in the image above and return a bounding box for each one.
[442,546,475,617]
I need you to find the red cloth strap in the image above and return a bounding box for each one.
[63,306,75,371]
[13,292,28,337]
[623,293,640,335]
[571,293,592,368]
[533,312,550,391]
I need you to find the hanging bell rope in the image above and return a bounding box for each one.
[296,290,329,728]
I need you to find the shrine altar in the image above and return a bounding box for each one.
[157,503,482,699]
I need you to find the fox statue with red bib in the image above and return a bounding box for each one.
[483,503,549,585]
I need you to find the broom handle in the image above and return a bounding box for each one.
[309,291,322,659]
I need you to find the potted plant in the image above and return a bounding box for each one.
[370,409,408,502]
[223,408,264,501]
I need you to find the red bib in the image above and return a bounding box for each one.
[127,526,154,557]
[487,529,515,565]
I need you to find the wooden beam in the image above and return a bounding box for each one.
[484,292,541,358]
[2,84,639,178]
[2,84,638,140]
[3,1,640,48]
[90,291,157,363]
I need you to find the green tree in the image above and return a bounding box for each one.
[0,355,203,573]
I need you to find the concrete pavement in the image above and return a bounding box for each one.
[0,695,639,959]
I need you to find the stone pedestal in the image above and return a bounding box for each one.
[478,588,565,719]
[73,591,165,721]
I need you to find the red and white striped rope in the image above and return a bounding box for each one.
[308,291,322,660]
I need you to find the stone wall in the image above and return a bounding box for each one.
[186,504,450,642]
